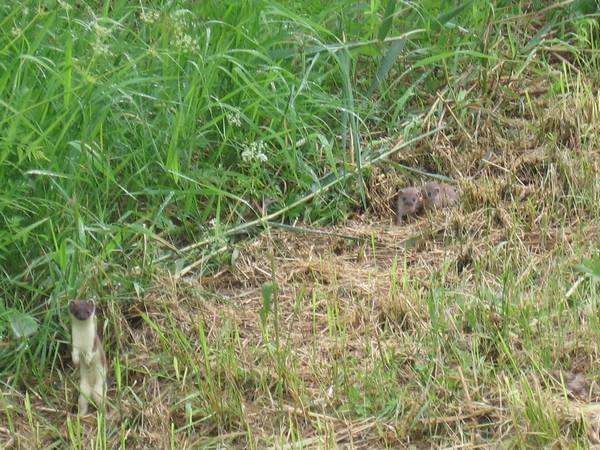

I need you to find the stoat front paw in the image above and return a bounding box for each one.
[72,351,80,366]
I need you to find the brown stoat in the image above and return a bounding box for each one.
[394,187,424,224]
[69,299,107,415]
[422,181,459,209]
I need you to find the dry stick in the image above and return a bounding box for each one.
[419,406,496,425]
[496,0,576,24]
[161,127,444,264]
[550,50,581,75]
[274,403,496,450]
[566,276,584,299]
[458,366,472,403]
[389,161,454,183]
[275,406,377,450]
[266,221,369,241]
[437,91,473,144]
[176,245,228,279]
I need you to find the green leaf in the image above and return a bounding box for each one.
[334,50,365,207]
[377,0,397,41]
[572,0,600,15]
[576,257,600,281]
[522,18,556,53]
[368,38,406,97]
[412,49,495,69]
[260,282,274,328]
[431,1,473,33]
[7,310,38,339]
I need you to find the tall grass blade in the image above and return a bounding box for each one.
[378,0,397,41]
[335,50,366,207]
[431,1,473,32]
[368,38,406,97]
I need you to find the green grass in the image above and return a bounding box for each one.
[2,0,600,448]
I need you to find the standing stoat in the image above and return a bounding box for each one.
[69,299,107,415]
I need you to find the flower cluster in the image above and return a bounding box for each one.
[241,141,268,163]
[57,0,72,11]
[171,9,198,53]
[93,22,111,37]
[90,20,113,57]
[175,33,198,52]
[140,9,160,24]
[226,111,242,127]
[92,38,111,56]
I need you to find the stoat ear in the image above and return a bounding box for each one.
[87,299,96,309]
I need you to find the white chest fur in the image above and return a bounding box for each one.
[71,316,96,353]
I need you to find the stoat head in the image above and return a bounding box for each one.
[69,299,96,321]
[423,182,441,200]
[397,187,422,210]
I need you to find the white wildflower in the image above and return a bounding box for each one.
[92,38,112,56]
[241,141,268,163]
[11,26,21,37]
[140,9,160,24]
[226,111,242,127]
[241,149,252,162]
[171,9,185,17]
[175,33,198,52]
[170,8,201,53]
[93,22,111,37]
[171,9,191,19]
[57,0,72,11]
[170,9,189,33]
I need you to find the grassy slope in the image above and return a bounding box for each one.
[2,0,600,448]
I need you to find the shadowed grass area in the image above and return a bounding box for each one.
[2,0,600,448]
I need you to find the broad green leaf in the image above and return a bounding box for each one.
[260,282,274,328]
[378,0,397,41]
[7,310,38,339]
[431,1,473,32]
[576,257,600,281]
[368,38,406,96]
